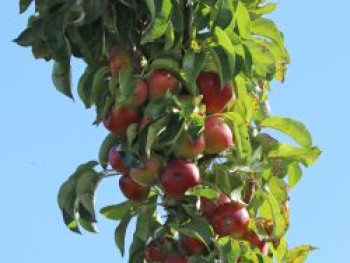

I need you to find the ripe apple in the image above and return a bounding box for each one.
[108,45,131,75]
[130,156,163,186]
[108,146,130,174]
[165,256,188,263]
[145,240,167,262]
[148,69,180,99]
[119,175,149,202]
[209,202,249,237]
[161,160,201,197]
[200,193,231,217]
[124,79,148,108]
[242,231,269,255]
[204,115,233,154]
[179,235,205,255]
[197,71,234,113]
[173,132,205,159]
[104,106,141,136]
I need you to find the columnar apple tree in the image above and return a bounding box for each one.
[16,0,321,262]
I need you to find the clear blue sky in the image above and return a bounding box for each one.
[0,1,348,262]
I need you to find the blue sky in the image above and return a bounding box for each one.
[0,1,348,262]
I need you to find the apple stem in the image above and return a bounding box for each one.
[100,170,119,178]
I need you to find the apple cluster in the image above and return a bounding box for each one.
[104,46,268,262]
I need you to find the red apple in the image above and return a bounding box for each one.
[173,132,205,159]
[125,79,148,108]
[145,240,167,262]
[108,45,131,75]
[130,156,163,186]
[119,175,149,202]
[209,202,249,237]
[197,71,234,113]
[200,193,231,217]
[149,69,180,99]
[179,235,205,255]
[161,160,201,197]
[104,106,141,136]
[243,231,269,255]
[165,256,188,263]
[204,115,233,154]
[108,146,130,174]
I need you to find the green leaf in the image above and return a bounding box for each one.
[57,179,80,233]
[145,116,169,156]
[271,238,288,263]
[252,18,284,48]
[141,0,173,44]
[173,218,214,250]
[100,201,136,221]
[268,144,321,167]
[79,218,98,233]
[186,185,220,200]
[233,75,253,123]
[78,67,96,108]
[115,213,133,256]
[261,193,286,238]
[182,51,206,95]
[150,57,181,77]
[57,161,98,233]
[76,170,101,223]
[251,3,278,15]
[235,1,252,39]
[260,117,312,147]
[269,176,288,204]
[20,0,33,13]
[66,27,95,66]
[287,245,317,263]
[187,113,205,141]
[129,237,147,263]
[42,11,70,61]
[214,27,235,55]
[81,0,109,24]
[158,113,185,147]
[245,40,276,80]
[225,112,252,158]
[144,96,174,118]
[118,68,137,104]
[91,66,110,104]
[210,46,235,86]
[52,60,73,99]
[287,162,302,189]
[14,18,42,47]
[218,238,241,263]
[214,0,235,30]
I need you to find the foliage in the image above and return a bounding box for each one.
[17,0,320,262]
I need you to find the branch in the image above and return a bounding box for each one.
[182,0,192,51]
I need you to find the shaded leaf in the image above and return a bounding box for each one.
[20,0,34,13]
[78,67,96,108]
[115,213,133,256]
[52,60,73,99]
[142,0,173,44]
